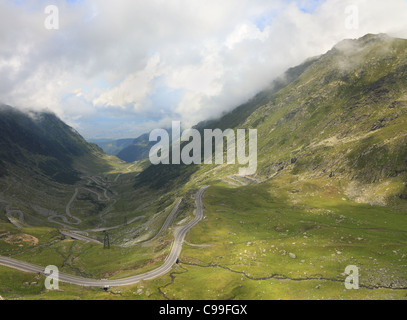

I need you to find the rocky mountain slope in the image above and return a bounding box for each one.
[0,105,107,184]
[138,34,407,205]
[244,34,407,204]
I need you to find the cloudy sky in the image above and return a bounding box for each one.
[1,0,407,139]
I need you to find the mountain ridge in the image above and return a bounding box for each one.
[0,104,105,184]
[133,34,407,206]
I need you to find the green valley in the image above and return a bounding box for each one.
[1,34,407,300]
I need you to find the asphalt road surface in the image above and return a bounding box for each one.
[0,186,208,288]
[60,231,102,245]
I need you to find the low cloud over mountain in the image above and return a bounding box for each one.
[1,0,407,139]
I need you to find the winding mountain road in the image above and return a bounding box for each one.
[113,163,136,182]
[5,206,25,229]
[148,198,183,242]
[0,186,208,288]
[60,231,102,245]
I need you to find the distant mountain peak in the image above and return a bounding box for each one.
[0,105,104,184]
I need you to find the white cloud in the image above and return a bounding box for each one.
[93,54,163,111]
[0,0,407,138]
[225,23,269,49]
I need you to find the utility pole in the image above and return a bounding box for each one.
[103,231,110,249]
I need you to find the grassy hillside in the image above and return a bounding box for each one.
[143,34,407,206]
[0,105,108,184]
[116,133,155,163]
[2,34,407,300]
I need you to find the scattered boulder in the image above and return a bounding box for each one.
[370,119,386,131]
